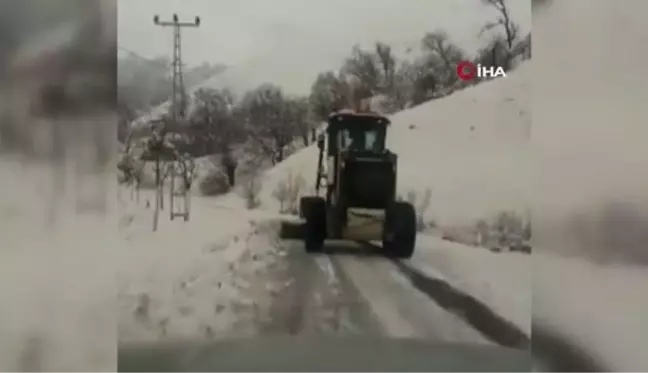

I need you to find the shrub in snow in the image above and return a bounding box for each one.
[199,169,230,196]
[471,210,531,252]
[272,171,306,214]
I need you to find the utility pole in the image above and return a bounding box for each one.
[153,13,200,129]
[150,13,200,231]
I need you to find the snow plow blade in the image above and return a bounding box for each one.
[279,220,305,239]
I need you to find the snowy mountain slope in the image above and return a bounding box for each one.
[387,65,530,225]
[128,67,230,130]
[253,64,531,227]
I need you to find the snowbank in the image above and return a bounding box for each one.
[116,191,286,344]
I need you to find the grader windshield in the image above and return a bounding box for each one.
[340,128,382,152]
[326,112,389,155]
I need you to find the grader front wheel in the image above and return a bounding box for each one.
[382,201,417,259]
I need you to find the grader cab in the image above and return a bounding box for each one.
[298,110,417,258]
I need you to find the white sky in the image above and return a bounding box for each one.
[118,0,531,94]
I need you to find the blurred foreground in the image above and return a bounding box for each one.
[0,0,117,370]
[533,0,648,371]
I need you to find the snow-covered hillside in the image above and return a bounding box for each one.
[253,65,530,227]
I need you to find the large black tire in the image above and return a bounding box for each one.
[382,201,417,258]
[301,196,327,252]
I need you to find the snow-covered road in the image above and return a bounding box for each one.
[116,193,530,354]
[0,160,531,370]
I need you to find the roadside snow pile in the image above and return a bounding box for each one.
[116,192,286,344]
[410,235,530,335]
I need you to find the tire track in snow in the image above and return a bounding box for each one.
[335,253,491,343]
[261,241,382,336]
[325,255,385,335]
[392,259,530,349]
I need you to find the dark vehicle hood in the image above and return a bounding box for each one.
[118,336,531,372]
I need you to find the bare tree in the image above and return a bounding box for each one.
[285,97,313,146]
[375,42,396,92]
[481,0,519,50]
[475,35,510,72]
[309,70,353,121]
[189,87,242,185]
[310,71,337,121]
[190,87,237,153]
[387,60,419,110]
[421,30,467,88]
[241,83,297,165]
[409,62,438,106]
[341,45,381,102]
[512,32,531,60]
[480,0,523,72]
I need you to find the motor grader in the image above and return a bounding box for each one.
[298,110,417,258]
